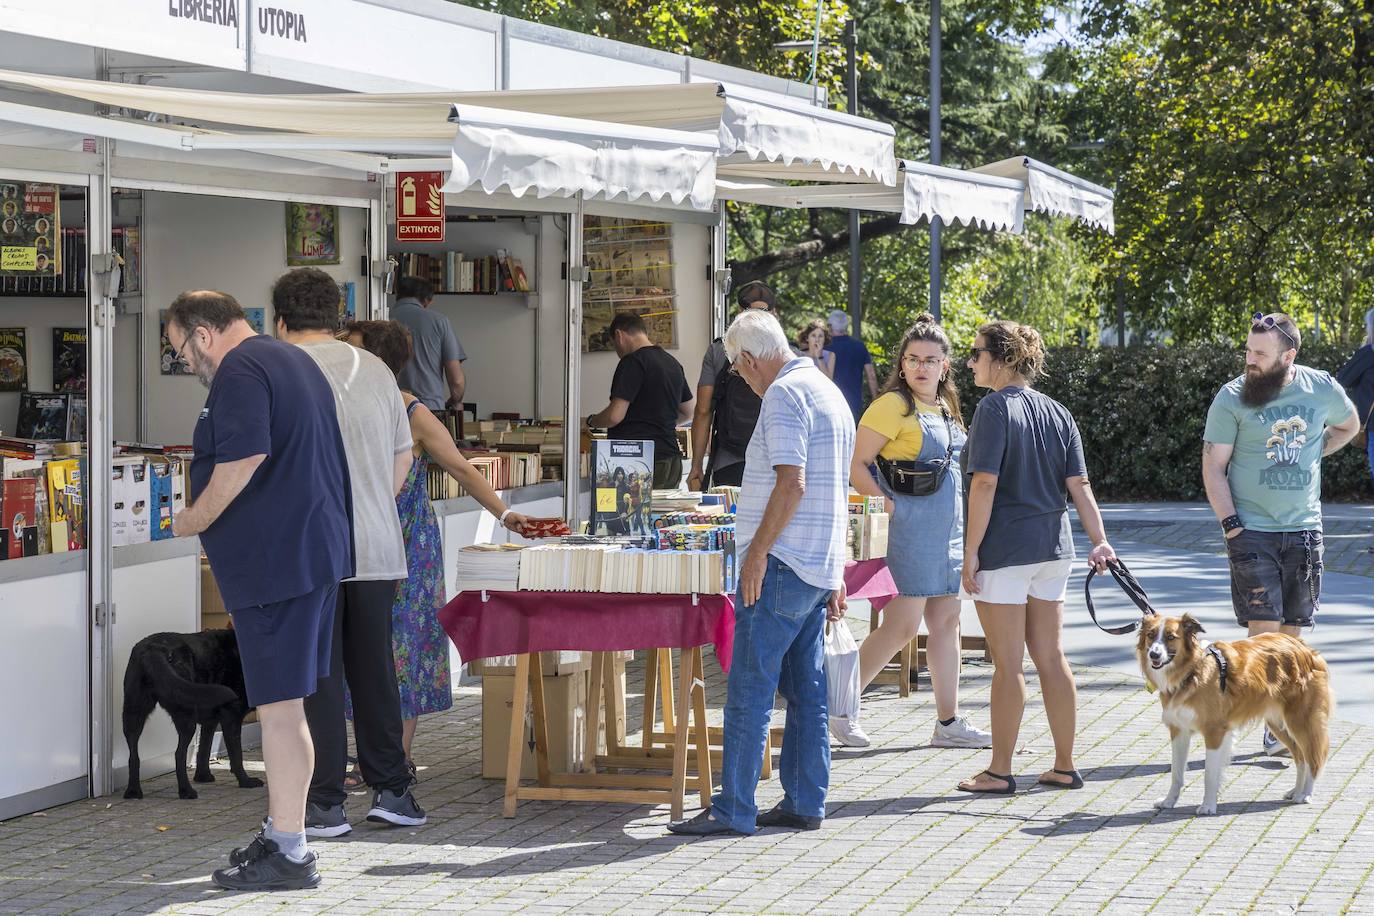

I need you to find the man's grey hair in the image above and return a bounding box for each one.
[724,309,793,363]
[827,309,849,333]
[1365,306,1374,346]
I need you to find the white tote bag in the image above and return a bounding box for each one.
[823,619,861,721]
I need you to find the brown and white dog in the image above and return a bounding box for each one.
[1137,614,1332,815]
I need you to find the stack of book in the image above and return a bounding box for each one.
[513,543,729,595]
[454,543,524,592]
[393,251,528,294]
[846,493,890,561]
[653,511,734,529]
[517,543,620,592]
[652,490,700,513]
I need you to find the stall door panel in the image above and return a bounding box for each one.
[110,553,200,787]
[0,567,89,809]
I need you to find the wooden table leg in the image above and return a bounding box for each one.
[641,648,659,751]
[659,648,676,737]
[528,653,552,785]
[669,648,694,821]
[503,653,532,817]
[690,648,713,809]
[584,652,605,767]
[605,652,627,755]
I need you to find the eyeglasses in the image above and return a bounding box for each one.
[968,347,992,361]
[1252,312,1298,349]
[902,356,944,370]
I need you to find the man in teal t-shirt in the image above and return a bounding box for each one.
[1202,312,1360,755]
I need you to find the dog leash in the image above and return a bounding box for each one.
[1083,557,1157,635]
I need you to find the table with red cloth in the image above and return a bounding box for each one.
[844,557,898,612]
[439,590,734,818]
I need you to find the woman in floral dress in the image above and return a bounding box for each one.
[343,320,527,771]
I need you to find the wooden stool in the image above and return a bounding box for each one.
[868,606,913,697]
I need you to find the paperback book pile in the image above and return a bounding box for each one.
[394,251,527,294]
[652,511,734,529]
[847,493,890,561]
[516,544,728,595]
[650,490,700,513]
[426,451,543,500]
[517,543,621,592]
[708,486,740,511]
[455,543,524,592]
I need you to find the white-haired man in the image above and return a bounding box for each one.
[669,309,855,837]
[827,309,878,422]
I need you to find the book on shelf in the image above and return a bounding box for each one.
[2,476,40,558]
[15,392,71,440]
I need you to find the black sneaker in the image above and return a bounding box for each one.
[213,834,320,891]
[305,801,352,838]
[755,804,822,831]
[366,787,428,827]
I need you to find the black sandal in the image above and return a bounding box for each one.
[343,756,364,790]
[1037,768,1084,790]
[959,770,1016,795]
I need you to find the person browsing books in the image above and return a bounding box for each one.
[390,275,467,412]
[586,312,694,489]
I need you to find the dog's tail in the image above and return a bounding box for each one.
[141,651,239,709]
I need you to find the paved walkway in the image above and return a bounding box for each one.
[4,633,1374,912]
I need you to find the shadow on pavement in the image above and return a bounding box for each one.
[1021,798,1294,836]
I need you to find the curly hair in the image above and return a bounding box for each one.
[796,318,832,352]
[272,267,341,333]
[343,320,413,377]
[978,319,1047,382]
[878,312,964,428]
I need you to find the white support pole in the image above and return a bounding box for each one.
[711,208,728,339]
[563,195,585,528]
[87,150,116,799]
[369,174,389,319]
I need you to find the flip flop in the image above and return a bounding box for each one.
[1037,768,1084,790]
[959,770,1016,795]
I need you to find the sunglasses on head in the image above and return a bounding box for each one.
[1252,312,1298,349]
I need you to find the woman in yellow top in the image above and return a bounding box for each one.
[829,314,991,750]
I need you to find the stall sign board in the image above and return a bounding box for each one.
[395,172,446,243]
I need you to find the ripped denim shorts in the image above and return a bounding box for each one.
[1225,528,1323,628]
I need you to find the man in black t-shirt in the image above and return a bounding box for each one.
[586,312,694,488]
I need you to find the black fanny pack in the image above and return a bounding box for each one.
[876,405,955,497]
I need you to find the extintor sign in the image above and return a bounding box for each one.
[395,172,446,242]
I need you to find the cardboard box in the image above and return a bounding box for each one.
[481,671,587,779]
[149,459,175,540]
[470,651,590,677]
[112,457,151,548]
[200,559,229,627]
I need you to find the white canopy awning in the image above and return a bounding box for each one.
[445,104,717,209]
[974,156,1115,234]
[717,160,1024,231]
[0,68,895,185]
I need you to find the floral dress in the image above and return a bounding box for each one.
[347,401,452,720]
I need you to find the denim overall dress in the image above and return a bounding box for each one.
[876,408,967,597]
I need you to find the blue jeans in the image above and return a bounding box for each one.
[711,555,833,833]
[1367,431,1374,487]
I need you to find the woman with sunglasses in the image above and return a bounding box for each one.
[832,314,991,749]
[957,321,1114,795]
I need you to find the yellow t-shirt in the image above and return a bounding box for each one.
[859,391,943,460]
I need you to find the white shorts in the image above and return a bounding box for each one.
[959,559,1074,605]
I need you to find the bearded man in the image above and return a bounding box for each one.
[1202,312,1359,755]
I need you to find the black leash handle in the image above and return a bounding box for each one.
[1084,557,1157,636]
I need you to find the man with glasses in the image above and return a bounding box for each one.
[1202,312,1360,755]
[687,280,775,490]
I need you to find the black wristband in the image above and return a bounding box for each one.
[1221,515,1243,532]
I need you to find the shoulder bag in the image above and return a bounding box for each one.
[876,404,956,497]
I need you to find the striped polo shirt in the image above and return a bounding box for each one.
[735,357,856,590]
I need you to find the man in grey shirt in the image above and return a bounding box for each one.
[391,275,466,411]
[272,268,428,839]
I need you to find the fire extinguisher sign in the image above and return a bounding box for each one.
[395,172,446,243]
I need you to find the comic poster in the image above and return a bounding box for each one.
[581,216,676,352]
[0,327,28,392]
[285,202,339,266]
[158,310,192,376]
[338,281,356,328]
[16,392,70,440]
[52,328,86,392]
[0,182,61,279]
[592,439,654,536]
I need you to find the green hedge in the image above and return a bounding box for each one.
[946,344,1373,502]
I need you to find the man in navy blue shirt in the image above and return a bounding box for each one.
[827,310,878,422]
[168,290,352,892]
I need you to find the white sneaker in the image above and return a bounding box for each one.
[828,715,870,748]
[931,716,993,749]
[1262,727,1292,758]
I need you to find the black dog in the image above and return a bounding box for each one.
[123,629,263,800]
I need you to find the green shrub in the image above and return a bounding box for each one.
[949,343,1372,502]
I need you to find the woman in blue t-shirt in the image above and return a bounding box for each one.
[1336,307,1374,486]
[956,321,1115,796]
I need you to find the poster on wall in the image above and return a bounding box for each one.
[0,182,61,281]
[0,328,29,392]
[244,308,267,335]
[338,281,356,328]
[285,202,340,266]
[158,311,192,377]
[52,328,86,392]
[591,439,654,536]
[581,216,676,353]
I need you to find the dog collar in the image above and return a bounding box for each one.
[1207,645,1229,693]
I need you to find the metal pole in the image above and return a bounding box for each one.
[846,18,862,337]
[929,0,942,321]
[1115,276,1126,346]
[562,196,585,528]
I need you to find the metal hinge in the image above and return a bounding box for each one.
[714,267,733,288]
[562,263,591,283]
[94,603,117,627]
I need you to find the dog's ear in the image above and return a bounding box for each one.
[1180,614,1206,640]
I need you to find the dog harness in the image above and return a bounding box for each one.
[1207,645,1229,693]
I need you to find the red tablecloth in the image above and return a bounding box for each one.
[439,591,737,673]
[844,558,898,612]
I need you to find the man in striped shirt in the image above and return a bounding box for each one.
[669,309,855,837]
